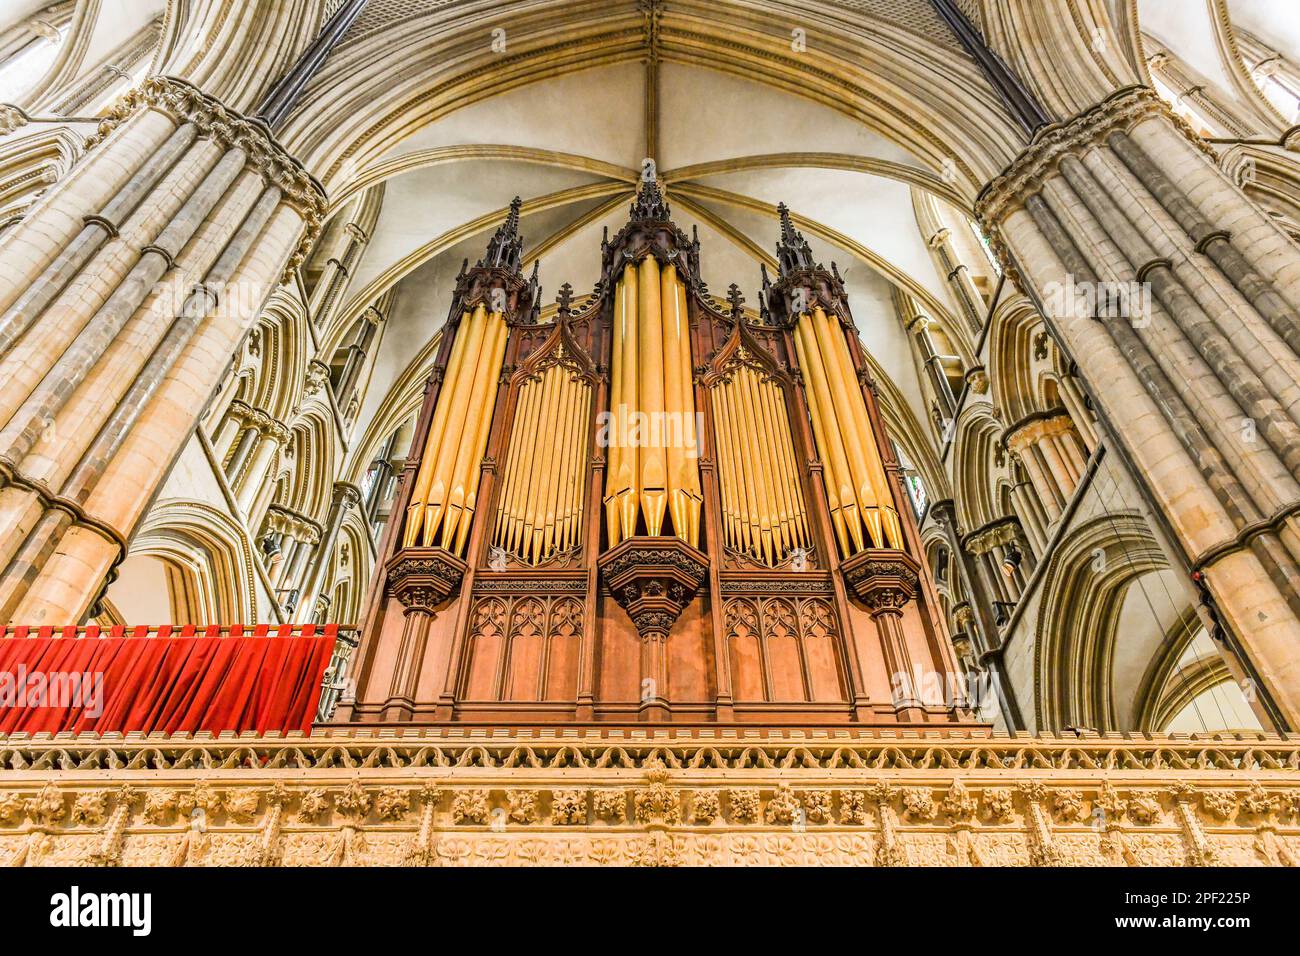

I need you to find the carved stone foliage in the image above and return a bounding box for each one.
[723,596,842,703]
[598,537,709,640]
[83,76,328,278]
[2,734,1296,867]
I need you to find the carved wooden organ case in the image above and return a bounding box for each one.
[339,185,971,727]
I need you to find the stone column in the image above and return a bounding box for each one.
[929,499,1023,727]
[928,227,988,335]
[0,77,325,624]
[979,86,1300,727]
[301,481,362,619]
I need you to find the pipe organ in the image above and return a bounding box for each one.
[341,183,974,730]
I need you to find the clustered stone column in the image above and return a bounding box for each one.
[980,85,1300,727]
[927,226,988,336]
[259,504,323,611]
[216,399,293,517]
[0,76,325,624]
[1003,411,1089,520]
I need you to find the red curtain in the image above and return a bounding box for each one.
[0,624,336,735]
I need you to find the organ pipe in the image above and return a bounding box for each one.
[403,304,509,555]
[709,364,809,566]
[793,306,902,556]
[492,359,592,565]
[603,260,702,548]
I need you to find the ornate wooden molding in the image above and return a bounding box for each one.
[386,548,467,612]
[598,537,708,640]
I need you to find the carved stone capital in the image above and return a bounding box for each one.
[83,76,328,280]
[598,537,708,640]
[386,547,467,613]
[841,549,920,615]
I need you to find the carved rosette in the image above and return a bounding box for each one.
[386,547,468,613]
[841,549,920,615]
[598,537,709,640]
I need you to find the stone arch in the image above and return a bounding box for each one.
[108,499,260,625]
[1033,512,1173,732]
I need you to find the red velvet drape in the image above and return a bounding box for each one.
[0,624,336,735]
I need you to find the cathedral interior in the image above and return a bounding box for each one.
[0,0,1298,868]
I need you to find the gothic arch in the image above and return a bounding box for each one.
[1033,512,1169,732]
[114,499,261,625]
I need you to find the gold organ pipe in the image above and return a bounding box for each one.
[754,374,793,557]
[605,272,627,548]
[455,313,509,555]
[709,389,739,552]
[417,305,488,548]
[526,364,562,560]
[766,383,808,550]
[737,368,775,564]
[441,310,506,552]
[615,264,640,543]
[809,306,880,549]
[673,276,702,546]
[493,375,531,546]
[545,371,577,559]
[721,382,758,557]
[404,309,474,547]
[637,255,667,535]
[553,377,575,554]
[794,316,856,555]
[821,308,903,549]
[602,261,700,549]
[565,387,591,551]
[504,375,542,554]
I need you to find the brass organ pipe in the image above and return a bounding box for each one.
[615,264,640,543]
[564,381,587,552]
[767,383,808,549]
[794,316,855,555]
[661,263,688,544]
[445,311,507,553]
[822,308,903,549]
[738,368,776,564]
[755,374,793,557]
[421,304,489,547]
[457,312,510,555]
[493,374,530,546]
[637,255,667,535]
[529,366,555,562]
[810,306,882,549]
[566,387,591,551]
[672,275,702,545]
[605,271,627,547]
[553,377,575,555]
[546,370,577,559]
[716,385,743,553]
[710,388,739,552]
[404,308,473,547]
[503,374,542,555]
[526,364,562,560]
[720,382,758,557]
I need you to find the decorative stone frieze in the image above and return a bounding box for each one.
[5,730,1291,866]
